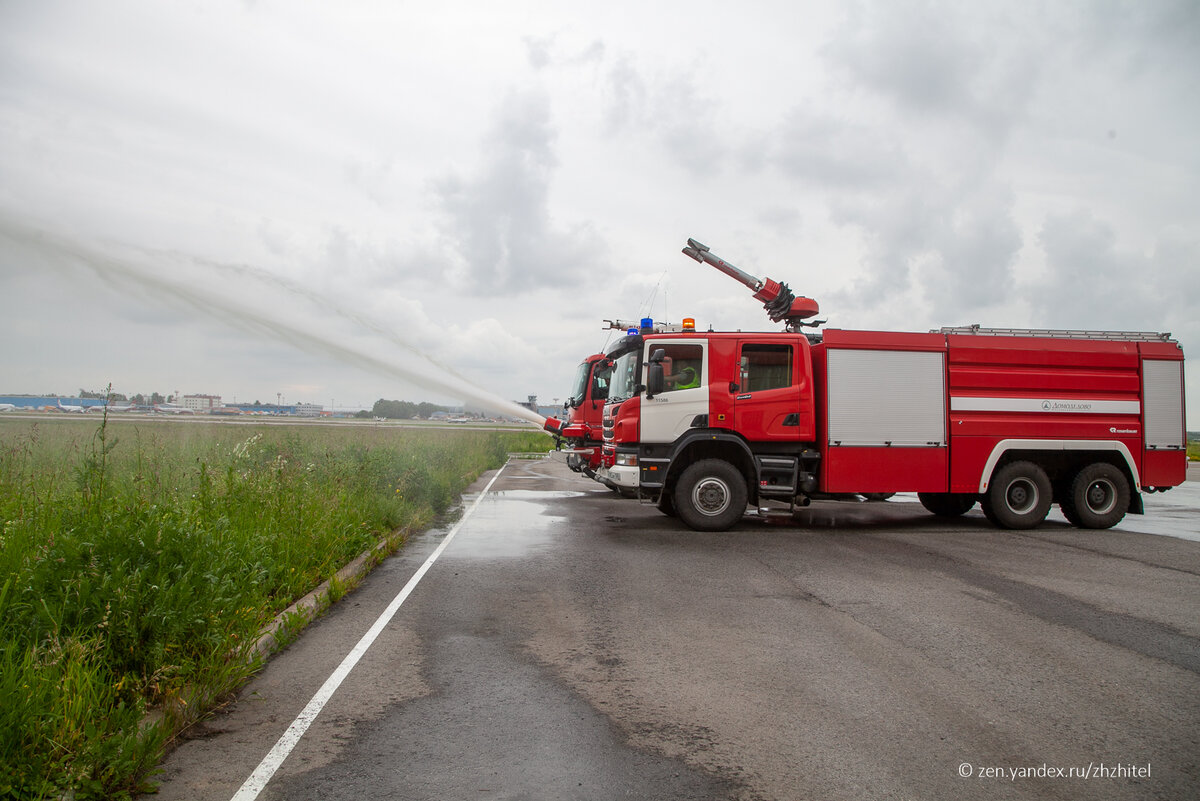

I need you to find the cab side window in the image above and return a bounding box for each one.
[658,344,703,393]
[593,365,611,401]
[741,344,792,392]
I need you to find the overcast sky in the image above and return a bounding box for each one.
[1,0,1196,423]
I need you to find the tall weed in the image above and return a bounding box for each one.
[0,418,550,798]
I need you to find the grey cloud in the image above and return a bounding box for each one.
[523,34,554,70]
[602,56,647,134]
[822,1,1042,140]
[826,187,934,306]
[596,54,726,176]
[918,186,1022,316]
[522,34,604,72]
[771,112,909,189]
[432,90,604,294]
[1070,0,1200,76]
[1030,211,1200,356]
[755,206,803,236]
[653,74,726,176]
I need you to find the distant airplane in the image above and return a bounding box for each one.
[154,403,195,415]
[57,399,89,413]
[0,403,15,412]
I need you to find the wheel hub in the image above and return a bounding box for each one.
[1085,480,1117,514]
[693,477,731,516]
[1005,479,1038,514]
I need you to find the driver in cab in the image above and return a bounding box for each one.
[660,356,700,391]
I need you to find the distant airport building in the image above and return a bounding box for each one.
[294,402,322,417]
[514,395,560,419]
[223,403,298,415]
[182,394,222,413]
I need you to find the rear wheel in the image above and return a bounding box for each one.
[981,461,1052,529]
[674,459,748,532]
[918,492,977,518]
[1067,463,1130,529]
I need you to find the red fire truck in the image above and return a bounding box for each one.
[593,240,1188,532]
[544,352,611,477]
[545,321,690,478]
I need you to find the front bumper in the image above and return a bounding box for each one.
[596,464,640,489]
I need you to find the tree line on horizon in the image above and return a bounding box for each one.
[358,399,450,419]
[67,390,451,417]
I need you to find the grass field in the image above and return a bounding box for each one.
[0,416,550,799]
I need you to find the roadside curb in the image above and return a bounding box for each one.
[250,530,407,660]
[141,527,411,748]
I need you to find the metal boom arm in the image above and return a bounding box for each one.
[682,238,821,328]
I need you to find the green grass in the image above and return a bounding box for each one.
[0,416,550,799]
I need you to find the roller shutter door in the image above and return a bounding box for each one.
[827,349,947,447]
[1143,360,1184,449]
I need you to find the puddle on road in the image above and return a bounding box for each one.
[1110,483,1200,541]
[446,490,586,560]
[862,489,1200,542]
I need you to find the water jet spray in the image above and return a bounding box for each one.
[0,218,547,426]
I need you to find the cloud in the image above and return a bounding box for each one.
[914,184,1022,317]
[522,34,554,70]
[822,0,1042,140]
[432,90,605,295]
[771,112,909,190]
[1029,210,1198,345]
[767,2,1038,319]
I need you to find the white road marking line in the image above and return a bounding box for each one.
[230,464,507,801]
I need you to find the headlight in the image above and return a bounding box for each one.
[615,452,638,467]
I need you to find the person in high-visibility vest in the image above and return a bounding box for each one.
[663,358,700,390]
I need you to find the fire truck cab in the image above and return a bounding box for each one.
[597,325,1187,532]
[544,353,612,477]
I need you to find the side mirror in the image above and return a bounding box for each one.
[647,348,666,398]
[647,364,664,397]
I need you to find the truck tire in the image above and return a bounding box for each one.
[1066,463,1130,529]
[917,492,977,517]
[674,459,747,532]
[981,461,1052,529]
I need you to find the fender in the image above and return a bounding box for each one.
[650,429,757,488]
[977,439,1141,495]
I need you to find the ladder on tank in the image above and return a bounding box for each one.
[937,325,1176,343]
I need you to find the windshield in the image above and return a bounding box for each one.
[568,361,591,406]
[608,350,642,403]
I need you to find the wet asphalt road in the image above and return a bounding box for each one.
[149,458,1200,801]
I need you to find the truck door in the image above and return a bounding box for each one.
[733,341,813,442]
[640,338,710,445]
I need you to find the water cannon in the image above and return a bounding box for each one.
[543,414,588,439]
[681,238,822,329]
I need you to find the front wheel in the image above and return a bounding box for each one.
[673,459,748,532]
[981,461,1052,529]
[1066,463,1130,529]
